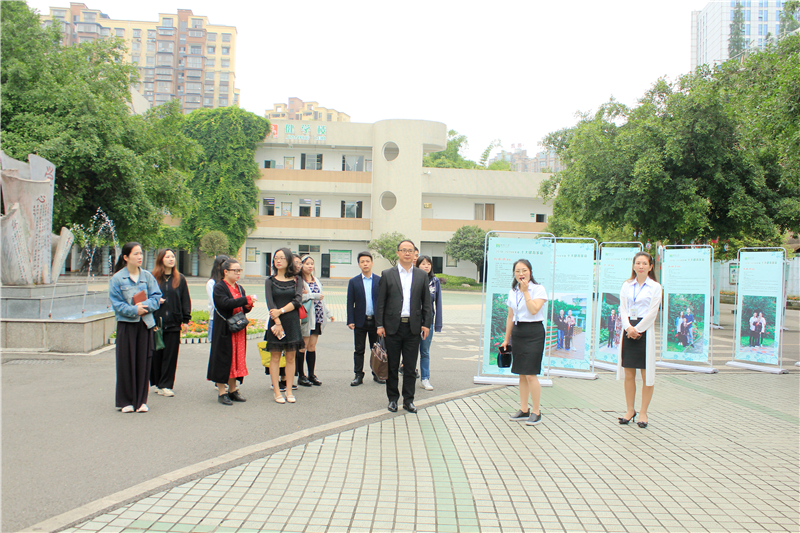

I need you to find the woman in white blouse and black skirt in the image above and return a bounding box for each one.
[617,251,663,428]
[501,259,549,427]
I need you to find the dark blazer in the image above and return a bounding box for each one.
[207,281,252,384]
[346,273,381,328]
[376,265,432,336]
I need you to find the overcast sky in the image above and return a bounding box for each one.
[27,0,712,161]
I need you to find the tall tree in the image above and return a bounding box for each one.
[368,232,408,267]
[729,2,747,60]
[423,130,479,169]
[1,2,197,244]
[445,225,489,282]
[182,106,270,254]
[779,0,800,38]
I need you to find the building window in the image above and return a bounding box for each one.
[222,33,231,42]
[474,203,495,221]
[162,18,173,27]
[341,201,363,219]
[218,84,229,94]
[132,56,140,64]
[147,42,156,52]
[147,29,156,39]
[446,255,458,268]
[100,27,110,37]
[219,97,228,106]
[190,45,201,54]
[146,56,155,66]
[132,41,141,51]
[157,81,172,92]
[205,72,215,80]
[207,45,215,54]
[315,200,321,217]
[221,47,230,55]
[301,154,323,170]
[192,18,203,29]
[536,214,547,223]
[259,198,274,216]
[221,58,230,68]
[284,157,295,170]
[158,41,174,52]
[133,29,141,37]
[342,155,364,171]
[207,32,217,41]
[264,160,275,169]
[83,11,96,22]
[281,202,292,216]
[187,57,202,68]
[299,199,312,217]
[115,28,125,37]
[158,28,175,36]
[188,30,204,37]
[186,82,201,92]
[220,72,230,81]
[205,84,214,94]
[298,245,321,254]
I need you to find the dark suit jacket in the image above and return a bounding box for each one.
[346,273,381,328]
[376,265,432,336]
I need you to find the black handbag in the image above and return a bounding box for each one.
[215,284,249,333]
[498,344,512,368]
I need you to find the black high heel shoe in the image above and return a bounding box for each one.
[637,420,648,428]
[618,411,636,425]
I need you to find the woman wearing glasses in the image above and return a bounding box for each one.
[264,248,304,403]
[207,259,255,406]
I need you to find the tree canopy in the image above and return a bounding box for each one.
[540,35,800,250]
[368,232,408,267]
[0,2,198,245]
[445,225,489,281]
[423,130,511,170]
[181,106,270,254]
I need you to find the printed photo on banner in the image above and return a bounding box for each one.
[596,292,622,361]
[666,294,705,355]
[489,293,510,368]
[739,295,778,361]
[551,293,587,361]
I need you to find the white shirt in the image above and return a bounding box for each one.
[398,263,414,317]
[749,316,757,331]
[623,278,657,319]
[206,279,216,315]
[506,282,548,323]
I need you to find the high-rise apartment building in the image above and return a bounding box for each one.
[489,146,562,173]
[266,98,350,122]
[691,1,786,70]
[40,3,239,113]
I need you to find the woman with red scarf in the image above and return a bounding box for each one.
[207,259,255,405]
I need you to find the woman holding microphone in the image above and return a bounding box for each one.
[501,259,548,426]
[617,251,662,428]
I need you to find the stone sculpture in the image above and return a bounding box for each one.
[0,152,73,285]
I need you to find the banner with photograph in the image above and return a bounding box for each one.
[660,247,712,363]
[734,251,784,365]
[549,242,595,371]
[482,236,555,376]
[594,246,641,365]
[712,261,722,325]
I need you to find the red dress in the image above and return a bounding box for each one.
[224,281,250,380]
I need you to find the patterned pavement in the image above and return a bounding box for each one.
[58,371,799,533]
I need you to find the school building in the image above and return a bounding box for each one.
[234,118,553,280]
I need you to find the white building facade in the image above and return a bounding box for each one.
[240,119,552,280]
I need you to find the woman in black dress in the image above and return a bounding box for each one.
[264,248,304,403]
[500,259,549,427]
[150,249,192,397]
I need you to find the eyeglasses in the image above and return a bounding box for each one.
[398,249,414,254]
[226,269,243,273]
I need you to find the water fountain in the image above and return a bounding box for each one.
[0,152,116,353]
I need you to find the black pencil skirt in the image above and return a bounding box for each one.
[621,318,647,369]
[510,321,545,375]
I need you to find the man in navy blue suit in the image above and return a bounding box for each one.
[347,251,383,386]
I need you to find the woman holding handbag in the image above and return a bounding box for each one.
[207,259,255,406]
[150,249,192,397]
[297,255,334,387]
[264,248,304,403]
[108,242,162,413]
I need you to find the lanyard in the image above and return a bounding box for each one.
[632,281,647,305]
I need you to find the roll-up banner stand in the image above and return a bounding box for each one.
[592,242,643,372]
[475,232,556,386]
[727,247,788,374]
[712,261,723,329]
[657,245,718,374]
[548,238,598,380]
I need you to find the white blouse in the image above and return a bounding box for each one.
[507,282,548,323]
[622,278,658,319]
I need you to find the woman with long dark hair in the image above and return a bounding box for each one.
[150,249,192,397]
[617,251,663,428]
[108,242,162,413]
[416,255,442,391]
[207,259,255,406]
[206,255,229,340]
[264,248,304,403]
[501,259,548,426]
[297,255,334,387]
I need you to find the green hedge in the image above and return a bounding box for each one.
[437,274,480,287]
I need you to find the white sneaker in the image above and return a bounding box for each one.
[160,388,175,397]
[421,379,434,391]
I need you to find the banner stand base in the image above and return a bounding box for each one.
[547,369,598,380]
[593,361,617,372]
[712,324,724,330]
[473,376,553,387]
[795,362,800,367]
[656,361,718,373]
[725,361,788,374]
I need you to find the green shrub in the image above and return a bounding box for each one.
[191,310,210,322]
[437,274,481,287]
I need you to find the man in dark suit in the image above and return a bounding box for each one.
[376,239,432,413]
[347,251,383,386]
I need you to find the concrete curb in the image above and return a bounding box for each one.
[21,384,503,533]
